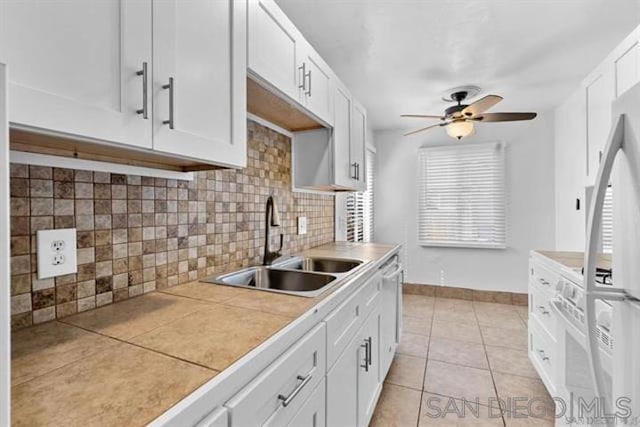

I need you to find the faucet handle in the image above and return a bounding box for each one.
[278,233,284,253]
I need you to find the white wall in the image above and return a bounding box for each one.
[554,90,588,251]
[375,112,556,293]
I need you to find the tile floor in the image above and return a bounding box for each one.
[370,294,555,426]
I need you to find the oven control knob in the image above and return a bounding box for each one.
[575,293,584,311]
[556,280,565,293]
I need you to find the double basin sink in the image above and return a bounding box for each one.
[201,257,364,297]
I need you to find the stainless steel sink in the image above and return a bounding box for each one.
[275,257,363,274]
[201,266,338,297]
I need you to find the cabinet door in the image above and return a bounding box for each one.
[584,63,614,182]
[613,27,640,98]
[153,0,246,167]
[298,43,333,125]
[333,81,354,188]
[287,379,326,427]
[357,310,381,427]
[380,275,400,379]
[248,0,303,101]
[326,333,359,427]
[1,0,152,149]
[350,99,367,191]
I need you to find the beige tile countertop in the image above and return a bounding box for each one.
[534,250,612,270]
[10,242,398,427]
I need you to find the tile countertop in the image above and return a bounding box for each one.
[10,242,399,427]
[534,250,612,271]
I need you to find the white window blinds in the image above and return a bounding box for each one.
[602,185,613,253]
[364,149,375,242]
[418,142,506,249]
[347,149,376,243]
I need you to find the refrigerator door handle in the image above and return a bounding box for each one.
[584,113,625,420]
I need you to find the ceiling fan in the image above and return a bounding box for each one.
[402,89,537,140]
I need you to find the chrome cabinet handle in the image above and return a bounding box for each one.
[298,63,306,91]
[536,348,550,361]
[278,374,311,407]
[136,62,148,119]
[162,77,174,129]
[360,340,369,371]
[305,69,312,97]
[537,305,550,315]
[351,162,358,179]
[366,336,372,366]
[538,278,549,286]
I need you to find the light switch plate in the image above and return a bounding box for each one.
[37,228,77,279]
[297,216,308,235]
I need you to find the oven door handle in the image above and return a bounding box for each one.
[383,263,403,281]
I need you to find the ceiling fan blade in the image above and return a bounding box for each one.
[403,122,448,136]
[475,112,537,122]
[462,95,503,117]
[401,114,445,120]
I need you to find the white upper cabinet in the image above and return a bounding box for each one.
[248,0,334,126]
[613,26,640,98]
[350,99,367,191]
[584,61,615,183]
[1,0,153,149]
[153,0,246,167]
[333,81,354,188]
[298,42,334,125]
[248,0,303,101]
[0,0,246,169]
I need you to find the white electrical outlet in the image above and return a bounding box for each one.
[297,216,308,235]
[37,228,77,279]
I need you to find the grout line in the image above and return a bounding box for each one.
[473,303,507,427]
[58,319,219,373]
[415,296,436,427]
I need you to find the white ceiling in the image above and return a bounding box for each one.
[276,0,640,131]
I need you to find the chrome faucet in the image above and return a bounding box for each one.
[263,195,284,265]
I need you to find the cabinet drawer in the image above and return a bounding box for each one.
[529,260,560,296]
[529,317,556,395]
[325,274,381,369]
[528,282,557,338]
[226,323,326,427]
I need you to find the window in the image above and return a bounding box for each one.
[418,142,506,248]
[347,149,376,242]
[602,185,613,253]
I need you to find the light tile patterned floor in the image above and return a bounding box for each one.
[370,294,555,426]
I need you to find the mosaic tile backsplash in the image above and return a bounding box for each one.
[9,121,335,329]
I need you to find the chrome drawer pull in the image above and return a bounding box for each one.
[360,339,370,372]
[536,348,550,361]
[537,305,550,315]
[278,374,312,407]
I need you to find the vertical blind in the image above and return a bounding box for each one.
[418,142,506,248]
[347,149,375,243]
[602,185,613,253]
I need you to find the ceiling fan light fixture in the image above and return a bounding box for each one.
[446,120,474,140]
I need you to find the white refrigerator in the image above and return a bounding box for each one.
[584,81,640,425]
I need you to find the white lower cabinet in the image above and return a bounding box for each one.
[327,291,382,427]
[225,323,326,426]
[220,261,400,427]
